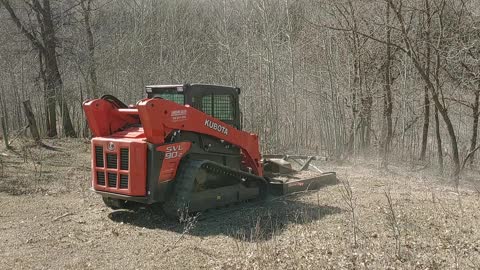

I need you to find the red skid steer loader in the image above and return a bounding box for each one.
[83,84,336,218]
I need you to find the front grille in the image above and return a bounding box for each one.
[108,173,117,187]
[95,146,104,167]
[120,148,129,170]
[94,144,131,191]
[119,174,128,189]
[106,153,117,169]
[97,171,105,185]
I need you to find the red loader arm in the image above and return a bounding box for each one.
[83,98,139,137]
[83,97,263,177]
[137,98,263,176]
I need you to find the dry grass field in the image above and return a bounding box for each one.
[1,139,480,269]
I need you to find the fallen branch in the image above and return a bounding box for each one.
[461,145,480,171]
[53,212,73,221]
[7,124,29,147]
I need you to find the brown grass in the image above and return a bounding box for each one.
[1,139,480,269]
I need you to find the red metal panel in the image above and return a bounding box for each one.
[110,127,145,138]
[137,98,263,176]
[82,99,139,137]
[91,137,147,196]
[156,142,192,182]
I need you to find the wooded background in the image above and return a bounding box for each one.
[0,0,479,177]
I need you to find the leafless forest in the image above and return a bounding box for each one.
[2,1,480,269]
[1,0,480,177]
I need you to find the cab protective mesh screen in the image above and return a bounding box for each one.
[201,95,233,121]
[158,93,184,104]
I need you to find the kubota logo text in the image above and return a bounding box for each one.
[204,119,228,135]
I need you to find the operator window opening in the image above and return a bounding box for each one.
[157,93,184,105]
[148,87,185,105]
[146,84,240,129]
[196,94,234,122]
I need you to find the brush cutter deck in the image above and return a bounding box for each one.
[263,155,337,196]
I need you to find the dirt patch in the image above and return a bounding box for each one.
[1,140,480,269]
[0,138,91,195]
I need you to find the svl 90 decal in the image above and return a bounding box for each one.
[165,145,184,159]
[156,142,192,182]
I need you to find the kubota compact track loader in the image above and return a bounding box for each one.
[83,84,336,218]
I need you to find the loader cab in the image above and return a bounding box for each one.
[146,84,242,129]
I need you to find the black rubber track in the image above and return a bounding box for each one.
[162,159,267,220]
[162,159,204,219]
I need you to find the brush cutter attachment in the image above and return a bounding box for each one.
[263,155,337,196]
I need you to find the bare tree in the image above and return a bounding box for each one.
[382,2,394,167]
[419,0,431,162]
[80,0,98,98]
[0,0,479,177]
[387,0,460,176]
[1,0,76,137]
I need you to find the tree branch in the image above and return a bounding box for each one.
[461,144,480,171]
[1,0,44,51]
[304,18,407,53]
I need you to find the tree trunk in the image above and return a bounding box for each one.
[57,94,76,137]
[420,0,431,161]
[469,89,480,166]
[23,100,41,143]
[40,0,76,137]
[388,0,460,176]
[362,95,372,149]
[1,116,10,149]
[1,0,57,136]
[420,87,430,160]
[81,0,98,98]
[2,0,76,137]
[38,50,54,137]
[434,106,443,174]
[382,3,393,167]
[345,0,362,155]
[431,0,459,176]
[35,0,58,137]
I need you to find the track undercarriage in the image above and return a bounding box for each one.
[160,155,337,219]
